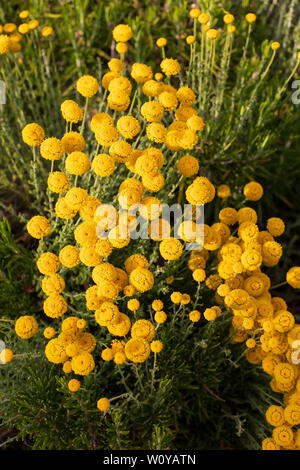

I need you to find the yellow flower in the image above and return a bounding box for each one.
[198,13,210,25]
[243,181,263,201]
[286,266,300,289]
[125,338,150,363]
[4,23,16,33]
[71,352,95,375]
[112,24,133,42]
[154,311,167,323]
[28,19,39,30]
[19,10,29,19]
[65,187,89,210]
[61,131,85,154]
[41,26,53,37]
[95,124,118,147]
[37,252,60,275]
[150,340,163,353]
[217,185,231,199]
[131,63,153,83]
[15,315,38,339]
[265,405,285,427]
[189,310,201,322]
[65,151,90,175]
[129,268,154,293]
[223,13,235,24]
[44,327,56,339]
[27,215,50,239]
[55,198,78,219]
[206,29,219,40]
[271,41,280,51]
[141,101,164,122]
[159,238,183,261]
[245,13,257,24]
[186,35,196,45]
[44,294,67,318]
[22,123,45,146]
[190,8,201,19]
[267,217,285,237]
[76,75,99,97]
[116,115,140,139]
[18,23,30,34]
[156,37,167,47]
[45,338,68,364]
[42,274,65,296]
[107,90,130,111]
[227,25,236,34]
[0,348,13,364]
[47,171,70,193]
[68,379,80,392]
[40,137,64,161]
[97,397,110,412]
[186,177,215,205]
[160,58,181,76]
[272,425,294,448]
[61,100,83,123]
[116,42,128,54]
[59,245,80,268]
[131,319,155,342]
[108,58,124,73]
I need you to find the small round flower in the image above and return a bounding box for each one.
[131,319,155,342]
[40,137,64,161]
[44,294,67,318]
[129,268,154,293]
[227,25,236,34]
[18,23,29,34]
[154,311,167,323]
[186,35,195,45]
[176,155,199,177]
[171,292,182,304]
[190,8,201,19]
[152,300,164,312]
[271,41,280,51]
[65,187,88,211]
[37,252,60,275]
[116,42,128,54]
[71,352,95,375]
[68,379,80,392]
[108,58,124,74]
[125,338,150,363]
[42,273,65,296]
[267,217,285,237]
[192,269,206,283]
[116,115,140,140]
[22,123,45,146]
[156,37,167,47]
[44,327,56,339]
[206,29,219,40]
[127,299,140,312]
[286,267,300,289]
[97,397,110,412]
[186,177,215,205]
[113,24,133,42]
[246,338,256,349]
[47,171,70,193]
[245,13,257,23]
[15,315,38,339]
[95,125,118,147]
[189,310,201,322]
[19,10,30,19]
[28,19,39,30]
[243,181,263,201]
[41,26,53,37]
[61,100,83,123]
[76,75,99,97]
[159,238,183,261]
[131,63,153,83]
[27,215,50,239]
[217,184,231,199]
[61,131,85,154]
[160,58,181,76]
[204,308,217,321]
[141,101,164,122]
[0,348,13,363]
[146,123,167,143]
[272,425,294,448]
[150,340,163,353]
[65,151,90,175]
[223,13,235,24]
[198,13,210,24]
[59,245,80,268]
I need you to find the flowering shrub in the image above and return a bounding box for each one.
[1,4,300,450]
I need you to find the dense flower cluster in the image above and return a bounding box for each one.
[8,13,299,440]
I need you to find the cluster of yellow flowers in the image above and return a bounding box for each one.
[7,13,300,436]
[0,10,53,55]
